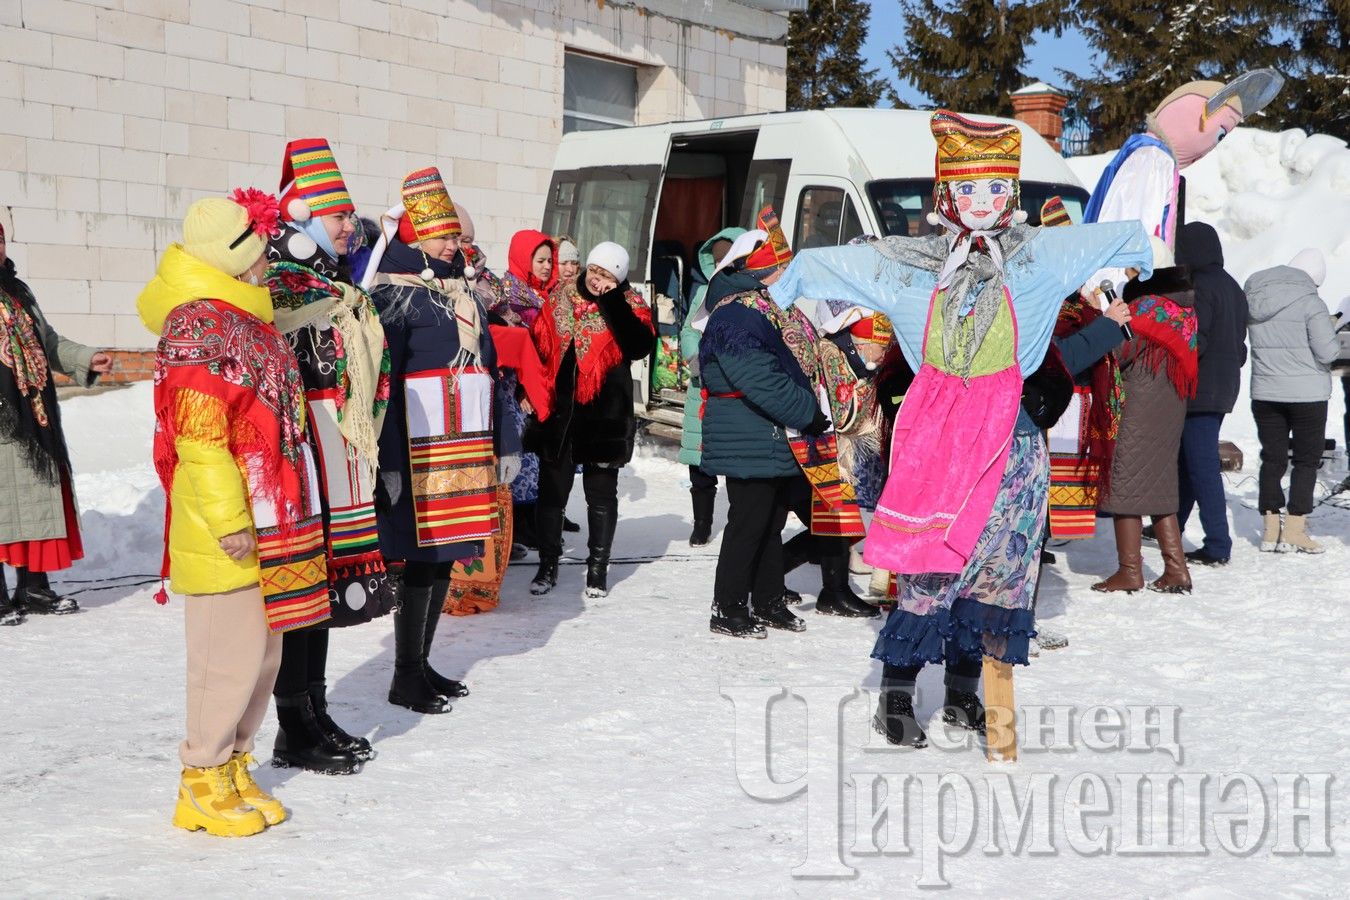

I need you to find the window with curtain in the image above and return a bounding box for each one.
[563,52,638,134]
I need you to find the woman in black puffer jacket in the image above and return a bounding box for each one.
[526,242,655,599]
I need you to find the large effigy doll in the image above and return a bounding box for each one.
[769,110,1154,750]
[1084,69,1284,292]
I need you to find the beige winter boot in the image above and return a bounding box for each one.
[1278,514,1324,554]
[1260,513,1283,552]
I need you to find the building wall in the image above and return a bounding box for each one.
[0,0,788,350]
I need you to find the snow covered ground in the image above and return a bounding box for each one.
[3,377,1349,897]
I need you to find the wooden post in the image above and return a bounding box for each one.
[983,657,1017,762]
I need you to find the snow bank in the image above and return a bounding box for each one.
[1068,127,1350,306]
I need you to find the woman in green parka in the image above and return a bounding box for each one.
[678,226,745,546]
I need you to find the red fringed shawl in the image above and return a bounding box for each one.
[1054,294,1124,487]
[534,281,652,407]
[1120,294,1199,400]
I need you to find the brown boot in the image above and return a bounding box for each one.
[1092,515,1145,592]
[1149,514,1192,594]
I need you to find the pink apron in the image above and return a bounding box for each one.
[864,287,1022,575]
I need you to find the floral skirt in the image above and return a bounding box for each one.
[871,432,1047,667]
[503,376,540,504]
[0,474,84,573]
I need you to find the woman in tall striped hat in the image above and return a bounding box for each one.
[362,166,520,715]
[770,110,1154,749]
[260,137,393,775]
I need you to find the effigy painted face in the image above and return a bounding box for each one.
[952,178,1014,231]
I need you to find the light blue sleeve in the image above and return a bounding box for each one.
[769,244,937,371]
[1008,221,1155,375]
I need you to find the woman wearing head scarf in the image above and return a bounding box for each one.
[555,235,581,286]
[699,215,865,638]
[527,242,654,598]
[0,219,113,626]
[260,138,392,775]
[138,188,328,835]
[771,111,1152,749]
[486,230,558,551]
[362,167,519,715]
[1092,238,1198,594]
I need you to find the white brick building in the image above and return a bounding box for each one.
[0,0,790,357]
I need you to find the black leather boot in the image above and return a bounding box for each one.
[0,577,23,627]
[15,568,77,615]
[388,582,449,714]
[273,692,363,774]
[709,597,766,639]
[585,502,617,598]
[751,594,806,632]
[689,486,716,546]
[815,555,880,618]
[308,680,374,761]
[873,688,928,748]
[531,506,565,596]
[942,688,987,736]
[422,577,469,698]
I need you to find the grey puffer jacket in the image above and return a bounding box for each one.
[1245,265,1338,402]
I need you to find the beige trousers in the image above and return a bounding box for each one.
[179,586,282,769]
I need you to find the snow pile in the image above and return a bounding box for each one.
[1068,127,1350,305]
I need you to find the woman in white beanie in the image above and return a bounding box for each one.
[1245,248,1339,552]
[526,242,655,597]
[138,188,327,836]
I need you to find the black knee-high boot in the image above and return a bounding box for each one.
[422,575,469,698]
[585,502,617,598]
[388,581,449,715]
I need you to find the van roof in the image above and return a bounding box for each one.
[551,108,1085,188]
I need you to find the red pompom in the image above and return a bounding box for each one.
[154,583,169,606]
[229,187,282,239]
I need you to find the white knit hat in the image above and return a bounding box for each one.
[1290,248,1326,287]
[557,238,580,264]
[586,241,629,282]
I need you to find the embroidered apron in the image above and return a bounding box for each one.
[1046,385,1099,539]
[865,286,1023,575]
[405,366,499,547]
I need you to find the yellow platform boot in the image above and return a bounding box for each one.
[229,752,288,826]
[172,764,268,837]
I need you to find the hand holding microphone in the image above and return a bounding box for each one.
[1100,280,1134,340]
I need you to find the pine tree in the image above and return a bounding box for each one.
[1286,0,1350,140]
[1069,0,1300,151]
[786,0,891,110]
[890,0,1068,117]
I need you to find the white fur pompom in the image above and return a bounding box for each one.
[286,231,317,261]
[286,197,311,222]
[925,212,941,226]
[420,267,435,280]
[1012,209,1028,224]
[463,264,476,279]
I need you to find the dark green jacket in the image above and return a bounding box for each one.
[697,274,818,479]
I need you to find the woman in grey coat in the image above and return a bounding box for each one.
[1245,249,1339,553]
[0,220,112,625]
[1094,241,1199,594]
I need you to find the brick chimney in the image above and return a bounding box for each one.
[1010,82,1068,153]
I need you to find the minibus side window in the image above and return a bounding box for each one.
[795,186,846,249]
[739,159,790,227]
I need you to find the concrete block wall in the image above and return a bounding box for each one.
[1,0,787,350]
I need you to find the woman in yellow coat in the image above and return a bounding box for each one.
[137,189,329,837]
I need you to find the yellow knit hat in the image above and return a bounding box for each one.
[181,197,266,277]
